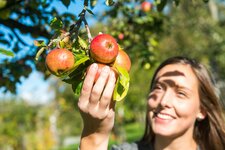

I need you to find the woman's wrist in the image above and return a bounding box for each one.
[80,131,110,150]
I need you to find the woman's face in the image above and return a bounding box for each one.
[148,64,205,139]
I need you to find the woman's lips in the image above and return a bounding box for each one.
[154,112,176,120]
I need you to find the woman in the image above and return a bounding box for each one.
[78,56,225,150]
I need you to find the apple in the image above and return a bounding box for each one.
[87,63,117,83]
[45,48,75,76]
[112,49,131,72]
[90,34,119,64]
[141,1,152,12]
[118,33,124,40]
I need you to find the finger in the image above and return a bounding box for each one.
[78,63,98,110]
[99,70,116,110]
[89,66,110,107]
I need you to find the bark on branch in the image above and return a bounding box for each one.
[0,0,24,11]
[0,18,51,39]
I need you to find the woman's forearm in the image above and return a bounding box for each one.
[80,131,110,150]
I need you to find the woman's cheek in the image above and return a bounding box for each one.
[147,96,159,110]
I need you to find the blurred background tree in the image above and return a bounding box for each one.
[0,0,225,149]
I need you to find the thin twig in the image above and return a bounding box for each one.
[68,3,93,44]
[83,18,92,43]
[12,29,29,46]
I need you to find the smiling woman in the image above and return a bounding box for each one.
[76,56,225,150]
[147,63,205,149]
[140,56,225,150]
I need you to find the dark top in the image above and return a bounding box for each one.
[111,142,153,150]
[111,142,201,150]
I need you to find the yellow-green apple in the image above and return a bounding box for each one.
[112,49,131,72]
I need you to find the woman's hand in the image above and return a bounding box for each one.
[78,63,117,150]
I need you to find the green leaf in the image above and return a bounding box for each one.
[33,40,46,47]
[0,0,7,9]
[105,0,115,6]
[72,80,84,96]
[86,8,95,15]
[59,40,65,48]
[63,55,91,95]
[156,0,167,12]
[78,36,88,49]
[74,53,90,68]
[35,47,46,61]
[0,9,10,19]
[113,66,130,101]
[173,0,179,6]
[0,48,14,57]
[62,0,71,8]
[50,17,63,30]
[91,0,97,8]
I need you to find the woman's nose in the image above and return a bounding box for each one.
[159,89,173,108]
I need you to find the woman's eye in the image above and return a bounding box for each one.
[153,84,162,90]
[177,91,187,97]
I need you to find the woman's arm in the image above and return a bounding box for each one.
[78,63,117,150]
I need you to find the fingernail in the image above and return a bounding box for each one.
[102,66,110,73]
[91,63,98,70]
[110,70,115,78]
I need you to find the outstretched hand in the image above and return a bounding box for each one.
[78,63,117,150]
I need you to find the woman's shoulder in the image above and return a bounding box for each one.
[110,141,153,150]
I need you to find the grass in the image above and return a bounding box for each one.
[59,122,144,150]
[108,122,144,148]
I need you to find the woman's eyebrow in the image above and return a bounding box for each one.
[158,70,185,78]
[154,70,185,82]
[153,78,192,92]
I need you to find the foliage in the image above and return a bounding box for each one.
[155,1,225,80]
[0,79,84,149]
[0,0,183,94]
[0,0,76,93]
[0,100,39,149]
[1,0,225,149]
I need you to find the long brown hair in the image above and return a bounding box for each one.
[140,56,225,150]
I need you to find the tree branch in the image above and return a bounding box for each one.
[0,18,51,39]
[0,0,24,11]
[12,29,29,46]
[83,17,92,43]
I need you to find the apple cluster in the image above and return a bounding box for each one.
[45,33,131,81]
[34,19,131,101]
[89,33,131,81]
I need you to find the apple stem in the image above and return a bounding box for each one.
[47,39,54,50]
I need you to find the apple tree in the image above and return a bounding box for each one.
[0,0,182,94]
[1,0,225,148]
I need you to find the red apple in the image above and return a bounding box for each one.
[118,33,124,40]
[45,48,75,76]
[141,1,152,12]
[90,34,119,64]
[87,63,118,83]
[112,49,131,72]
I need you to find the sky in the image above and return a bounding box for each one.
[0,0,109,105]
